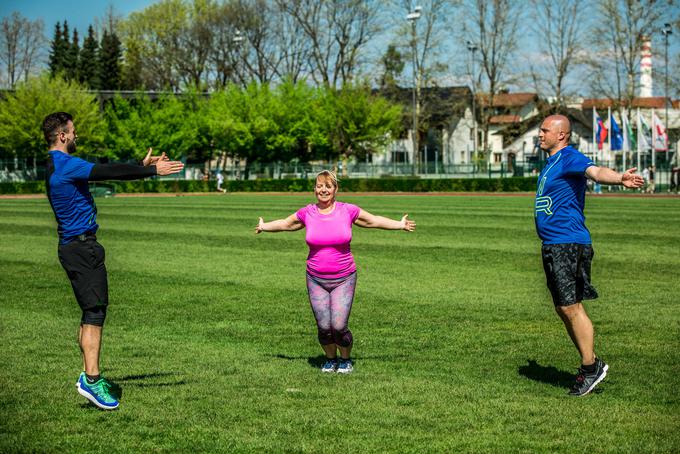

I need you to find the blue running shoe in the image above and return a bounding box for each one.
[321,358,338,373]
[337,359,353,374]
[77,372,119,410]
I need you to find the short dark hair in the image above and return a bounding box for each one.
[42,112,73,146]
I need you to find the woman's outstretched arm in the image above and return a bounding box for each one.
[353,210,416,231]
[255,214,303,233]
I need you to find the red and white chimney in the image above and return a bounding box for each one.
[640,37,653,97]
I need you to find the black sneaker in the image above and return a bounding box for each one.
[568,358,608,397]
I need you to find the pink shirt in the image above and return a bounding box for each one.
[295,202,361,279]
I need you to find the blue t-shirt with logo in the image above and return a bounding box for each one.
[46,150,97,244]
[534,146,595,244]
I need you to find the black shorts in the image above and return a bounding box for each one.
[57,235,109,321]
[541,243,598,306]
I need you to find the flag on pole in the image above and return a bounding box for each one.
[596,115,608,150]
[639,112,652,151]
[610,114,623,150]
[622,111,636,151]
[653,112,668,151]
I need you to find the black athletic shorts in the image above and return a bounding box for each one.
[57,234,109,320]
[541,243,598,306]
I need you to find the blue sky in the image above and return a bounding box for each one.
[0,1,157,36]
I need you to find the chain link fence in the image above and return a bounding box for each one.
[2,157,678,193]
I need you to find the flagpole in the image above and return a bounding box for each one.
[652,108,656,167]
[622,109,627,171]
[637,108,642,171]
[592,106,597,163]
[607,106,612,167]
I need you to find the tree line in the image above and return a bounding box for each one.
[0,75,402,166]
[1,0,678,162]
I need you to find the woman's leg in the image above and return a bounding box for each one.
[329,272,357,360]
[306,274,336,359]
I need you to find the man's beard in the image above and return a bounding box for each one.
[66,139,76,154]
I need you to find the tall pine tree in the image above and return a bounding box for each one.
[64,27,80,82]
[99,30,121,90]
[48,22,64,77]
[78,25,100,89]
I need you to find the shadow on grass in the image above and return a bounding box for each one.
[107,372,187,389]
[518,360,574,388]
[274,353,408,369]
[273,354,332,369]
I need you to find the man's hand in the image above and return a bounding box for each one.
[622,167,644,189]
[255,217,265,234]
[155,158,184,176]
[401,214,416,232]
[142,147,169,167]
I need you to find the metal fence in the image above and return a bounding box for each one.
[2,158,678,192]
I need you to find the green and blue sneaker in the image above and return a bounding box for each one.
[76,372,119,410]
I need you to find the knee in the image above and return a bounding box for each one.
[81,306,107,326]
[555,303,581,321]
[331,327,353,347]
[317,328,333,345]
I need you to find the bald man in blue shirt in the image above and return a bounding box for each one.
[535,114,644,397]
[43,112,184,409]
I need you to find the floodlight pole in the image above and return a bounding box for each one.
[407,6,421,175]
[467,41,478,168]
[233,29,244,87]
[663,23,672,154]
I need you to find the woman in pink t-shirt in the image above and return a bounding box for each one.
[255,170,415,374]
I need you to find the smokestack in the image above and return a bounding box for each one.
[640,36,653,97]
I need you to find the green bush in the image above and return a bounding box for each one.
[0,177,538,194]
[0,181,46,194]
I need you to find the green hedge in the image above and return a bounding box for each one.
[0,177,538,195]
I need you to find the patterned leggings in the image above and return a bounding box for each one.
[306,271,357,347]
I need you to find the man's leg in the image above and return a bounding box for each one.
[80,324,103,376]
[555,302,595,366]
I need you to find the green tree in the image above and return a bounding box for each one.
[268,80,328,162]
[48,22,65,77]
[205,85,253,160]
[104,92,210,161]
[0,75,105,160]
[319,83,402,173]
[379,44,404,90]
[64,27,79,82]
[99,30,122,90]
[78,25,100,89]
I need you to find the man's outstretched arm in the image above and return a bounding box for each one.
[89,152,184,181]
[89,162,157,181]
[585,166,644,189]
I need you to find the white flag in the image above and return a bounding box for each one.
[653,112,668,151]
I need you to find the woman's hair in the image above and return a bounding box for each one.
[315,170,338,188]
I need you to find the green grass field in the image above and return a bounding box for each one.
[1,193,678,452]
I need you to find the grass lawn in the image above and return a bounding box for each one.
[0,193,678,452]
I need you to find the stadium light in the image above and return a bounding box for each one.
[662,23,672,153]
[467,40,478,164]
[407,6,422,175]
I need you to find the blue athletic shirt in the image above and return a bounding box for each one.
[534,146,595,244]
[46,150,97,244]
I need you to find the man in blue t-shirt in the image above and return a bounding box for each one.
[43,112,184,410]
[535,114,644,397]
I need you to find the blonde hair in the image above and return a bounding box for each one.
[315,170,338,188]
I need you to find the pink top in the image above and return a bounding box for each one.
[295,202,361,279]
